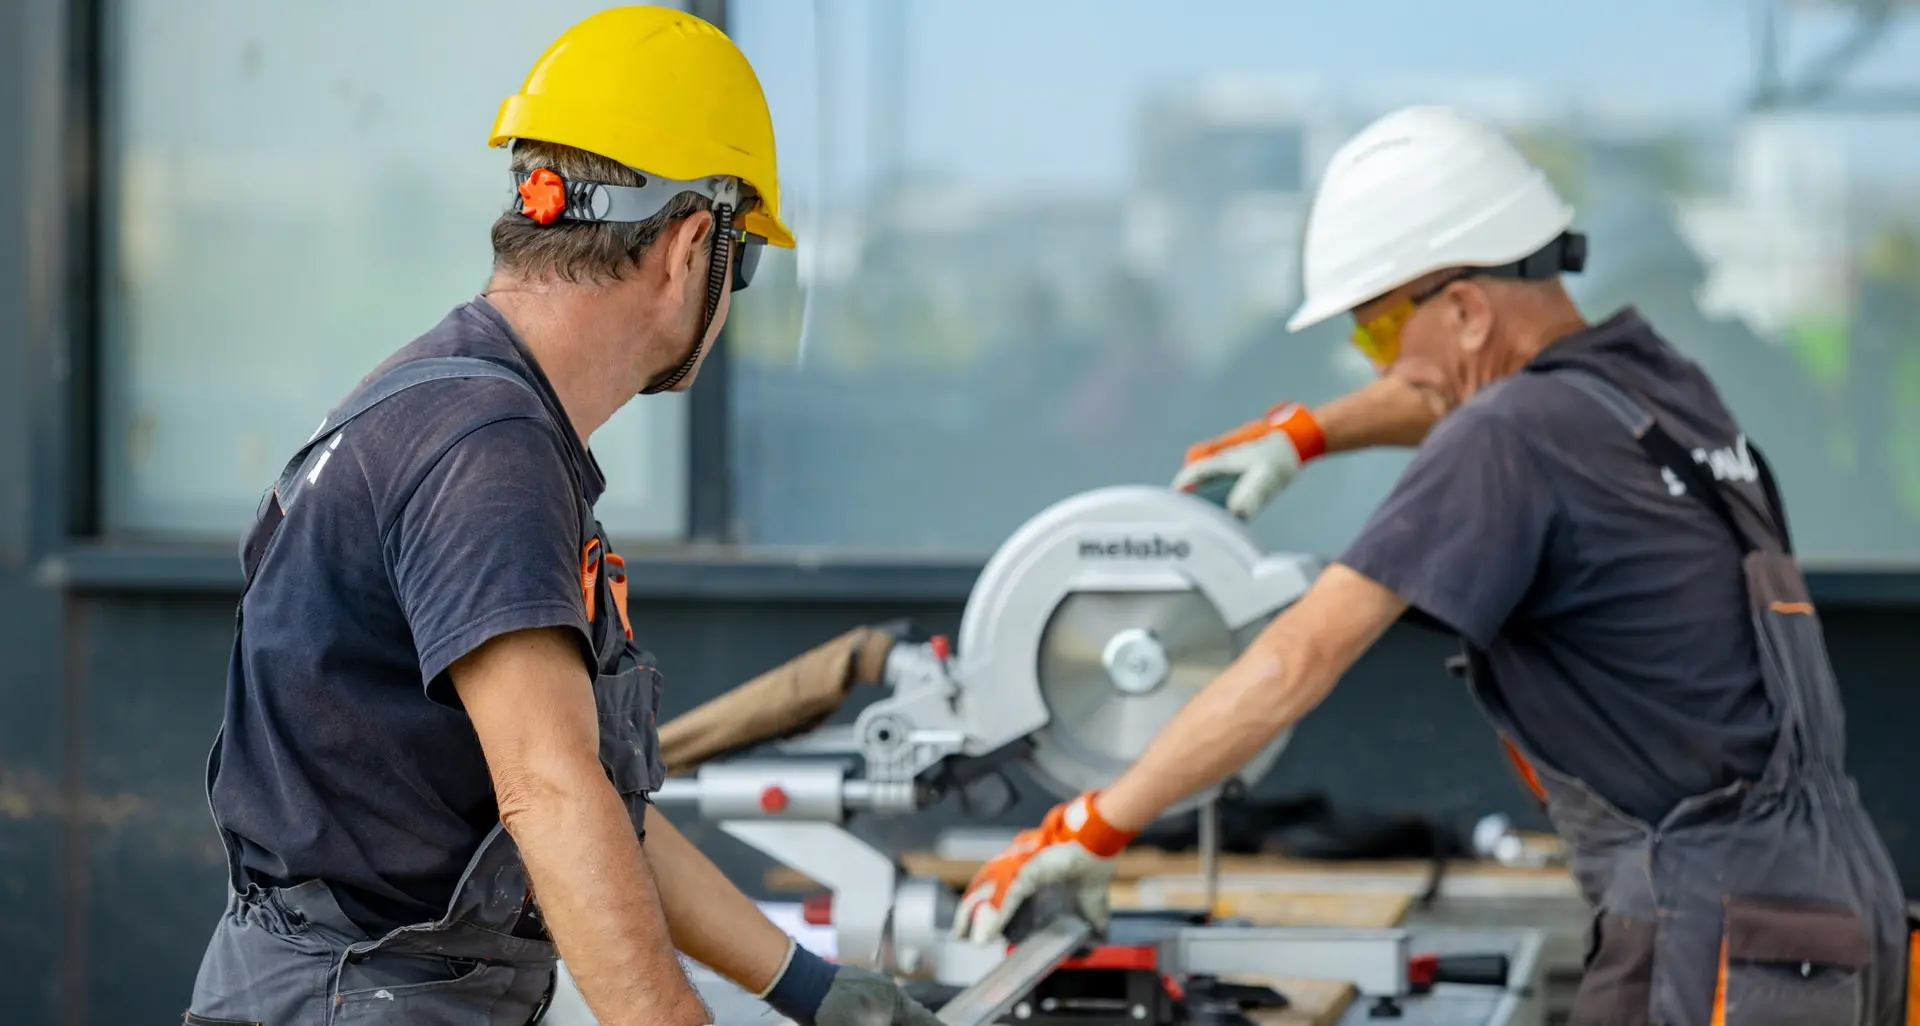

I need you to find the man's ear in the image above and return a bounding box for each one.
[1450,280,1495,354]
[662,209,716,289]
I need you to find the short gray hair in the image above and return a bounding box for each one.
[491,140,714,285]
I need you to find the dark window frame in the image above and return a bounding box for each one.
[22,0,1920,605]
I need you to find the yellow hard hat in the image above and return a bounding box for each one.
[489,5,795,249]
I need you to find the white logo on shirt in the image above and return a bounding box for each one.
[305,432,345,488]
[1664,433,1757,496]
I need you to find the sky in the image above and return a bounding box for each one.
[731,0,1920,202]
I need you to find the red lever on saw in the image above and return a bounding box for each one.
[1408,952,1510,992]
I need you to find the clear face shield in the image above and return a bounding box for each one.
[730,0,860,373]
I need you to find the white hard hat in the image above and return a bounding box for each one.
[1287,106,1577,333]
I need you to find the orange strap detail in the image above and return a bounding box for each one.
[1769,600,1814,616]
[1268,402,1328,461]
[1500,736,1550,806]
[1184,416,1271,464]
[1182,402,1326,464]
[580,538,601,623]
[605,552,633,641]
[1060,791,1136,858]
[1710,936,1728,1026]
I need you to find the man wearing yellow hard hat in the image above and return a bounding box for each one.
[958,106,1913,1025]
[184,8,937,1025]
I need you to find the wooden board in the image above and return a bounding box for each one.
[1110,884,1415,930]
[1242,976,1356,1026]
[763,849,1571,894]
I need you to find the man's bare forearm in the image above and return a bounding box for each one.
[642,806,795,994]
[456,629,711,1026]
[1314,375,1446,453]
[501,777,710,1026]
[1095,565,1409,832]
[1093,633,1331,833]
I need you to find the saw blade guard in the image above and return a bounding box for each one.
[952,485,1320,817]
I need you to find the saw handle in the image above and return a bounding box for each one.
[1409,952,1511,991]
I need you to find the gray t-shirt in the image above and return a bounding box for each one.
[1339,309,1779,824]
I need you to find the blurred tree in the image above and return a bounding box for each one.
[1853,226,1920,520]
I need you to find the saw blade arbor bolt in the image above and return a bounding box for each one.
[1101,627,1173,695]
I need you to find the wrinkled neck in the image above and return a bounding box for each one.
[484,281,637,445]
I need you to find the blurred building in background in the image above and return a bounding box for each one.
[726,0,1920,557]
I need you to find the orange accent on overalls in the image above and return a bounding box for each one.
[1710,936,1728,1026]
[1907,924,1920,1025]
[604,552,633,641]
[577,538,633,641]
[580,538,601,623]
[1500,735,1550,806]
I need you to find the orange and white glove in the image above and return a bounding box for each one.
[951,792,1136,945]
[1172,402,1327,521]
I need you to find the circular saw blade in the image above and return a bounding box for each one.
[1025,589,1237,802]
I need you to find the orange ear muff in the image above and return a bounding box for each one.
[518,168,568,225]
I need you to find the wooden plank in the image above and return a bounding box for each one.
[1242,976,1356,1026]
[1109,885,1413,929]
[763,849,1571,894]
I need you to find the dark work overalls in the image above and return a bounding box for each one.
[186,357,667,1025]
[1464,359,1913,1025]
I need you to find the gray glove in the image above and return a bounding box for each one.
[813,965,942,1026]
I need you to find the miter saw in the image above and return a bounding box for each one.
[633,484,1546,1025]
[650,485,1313,980]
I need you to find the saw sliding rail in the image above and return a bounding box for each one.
[935,917,1096,1026]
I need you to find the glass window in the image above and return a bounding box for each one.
[729,0,1920,562]
[101,1,689,541]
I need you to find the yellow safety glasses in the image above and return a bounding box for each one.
[1350,271,1473,368]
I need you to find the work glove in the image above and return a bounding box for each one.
[1172,402,1326,521]
[951,792,1136,945]
[759,940,941,1026]
[814,965,942,1026]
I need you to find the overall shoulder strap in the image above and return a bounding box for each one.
[274,357,537,513]
[241,356,538,585]
[1529,363,1789,555]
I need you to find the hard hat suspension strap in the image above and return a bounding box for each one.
[504,163,743,395]
[512,168,740,227]
[1484,231,1587,282]
[640,200,734,395]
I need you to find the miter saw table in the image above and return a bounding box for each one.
[629,485,1547,1026]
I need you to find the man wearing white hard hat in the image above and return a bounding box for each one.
[957,106,1913,1025]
